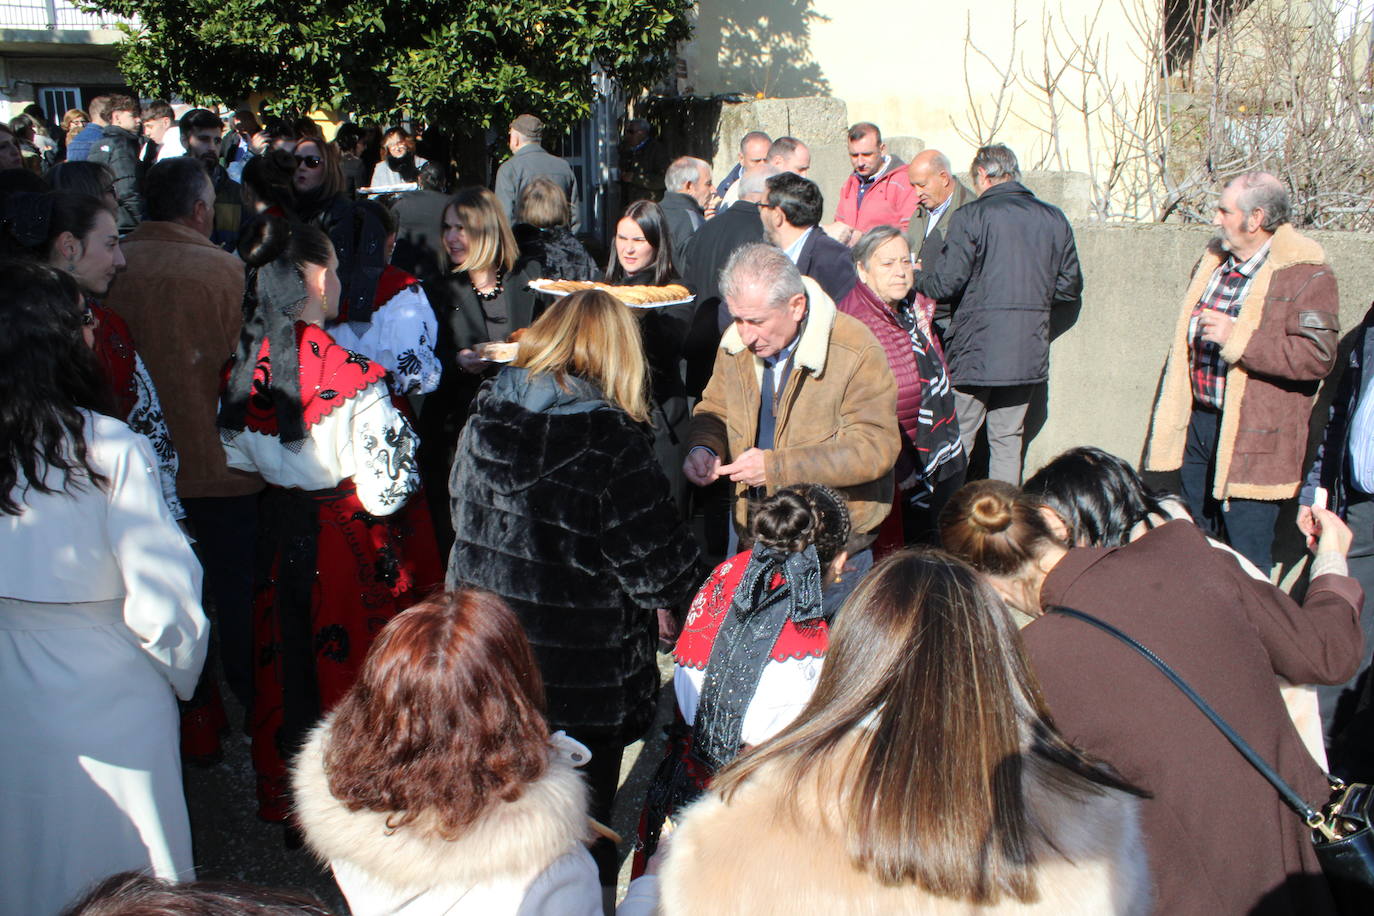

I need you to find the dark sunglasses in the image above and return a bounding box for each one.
[294,155,322,169]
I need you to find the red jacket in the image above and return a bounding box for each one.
[834,156,919,233]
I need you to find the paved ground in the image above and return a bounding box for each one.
[184,653,677,913]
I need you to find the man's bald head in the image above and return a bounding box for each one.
[908,149,956,211]
[768,136,811,177]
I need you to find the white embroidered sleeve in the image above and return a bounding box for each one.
[348,381,421,516]
[380,286,442,396]
[125,352,185,519]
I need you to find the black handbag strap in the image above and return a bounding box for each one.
[1048,606,1326,828]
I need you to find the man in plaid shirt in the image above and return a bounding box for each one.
[1147,173,1341,572]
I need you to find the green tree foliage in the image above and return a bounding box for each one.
[95,0,693,127]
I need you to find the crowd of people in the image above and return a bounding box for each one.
[0,97,1370,916]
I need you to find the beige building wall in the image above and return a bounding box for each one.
[684,0,1161,183]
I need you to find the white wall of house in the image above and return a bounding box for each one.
[682,0,1161,182]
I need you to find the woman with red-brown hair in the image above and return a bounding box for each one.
[291,589,604,915]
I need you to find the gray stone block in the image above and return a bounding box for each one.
[783,96,848,142]
[886,136,925,165]
[1022,170,1093,221]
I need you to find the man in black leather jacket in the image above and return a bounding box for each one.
[913,143,1082,483]
[89,94,145,234]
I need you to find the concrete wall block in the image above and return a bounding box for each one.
[1023,170,1093,222]
[886,136,925,165]
[782,96,848,142]
[808,142,853,222]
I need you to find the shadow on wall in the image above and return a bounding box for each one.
[695,0,833,99]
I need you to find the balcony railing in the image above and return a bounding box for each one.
[0,0,136,31]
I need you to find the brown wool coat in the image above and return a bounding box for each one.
[686,278,899,551]
[104,221,260,499]
[1145,224,1340,500]
[1031,520,1363,915]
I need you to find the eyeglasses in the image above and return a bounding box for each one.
[82,307,96,327]
[294,155,322,169]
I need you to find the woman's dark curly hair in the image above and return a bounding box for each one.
[0,259,113,515]
[750,483,851,566]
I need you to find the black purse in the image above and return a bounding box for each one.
[1049,606,1374,911]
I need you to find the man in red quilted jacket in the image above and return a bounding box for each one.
[824,122,919,245]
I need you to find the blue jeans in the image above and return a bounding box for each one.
[823,547,873,617]
[1178,407,1281,573]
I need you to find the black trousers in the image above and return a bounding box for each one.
[183,493,259,710]
[1178,407,1282,573]
[580,737,627,887]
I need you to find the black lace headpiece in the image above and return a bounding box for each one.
[216,255,312,451]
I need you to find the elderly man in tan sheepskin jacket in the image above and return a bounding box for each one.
[1145,172,1340,574]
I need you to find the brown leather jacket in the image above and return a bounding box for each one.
[1146,224,1340,500]
[687,278,899,550]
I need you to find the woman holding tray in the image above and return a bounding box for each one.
[606,199,694,510]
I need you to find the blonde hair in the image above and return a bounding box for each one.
[515,289,649,423]
[444,187,518,275]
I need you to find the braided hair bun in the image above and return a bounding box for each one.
[751,484,851,566]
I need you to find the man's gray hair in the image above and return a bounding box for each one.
[971,144,1021,182]
[665,156,707,192]
[720,242,806,312]
[737,164,781,199]
[850,225,907,269]
[1230,172,1291,232]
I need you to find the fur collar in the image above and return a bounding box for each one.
[292,719,593,894]
[720,276,838,376]
[661,745,1148,915]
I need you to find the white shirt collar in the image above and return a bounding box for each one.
[782,226,814,264]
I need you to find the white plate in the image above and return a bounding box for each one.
[528,279,694,309]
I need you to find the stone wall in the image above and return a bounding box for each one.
[1025,221,1374,577]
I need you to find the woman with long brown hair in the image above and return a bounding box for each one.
[940,473,1362,915]
[293,590,603,914]
[448,289,701,891]
[657,549,1148,914]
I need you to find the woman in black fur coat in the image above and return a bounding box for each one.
[446,289,702,889]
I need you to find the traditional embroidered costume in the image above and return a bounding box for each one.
[90,302,184,519]
[220,253,440,822]
[326,264,441,397]
[636,544,831,870]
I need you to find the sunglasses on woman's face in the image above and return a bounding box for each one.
[295,155,322,169]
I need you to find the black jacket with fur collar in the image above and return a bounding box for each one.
[447,368,702,742]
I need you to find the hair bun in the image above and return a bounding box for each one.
[239,214,290,268]
[968,493,1014,533]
